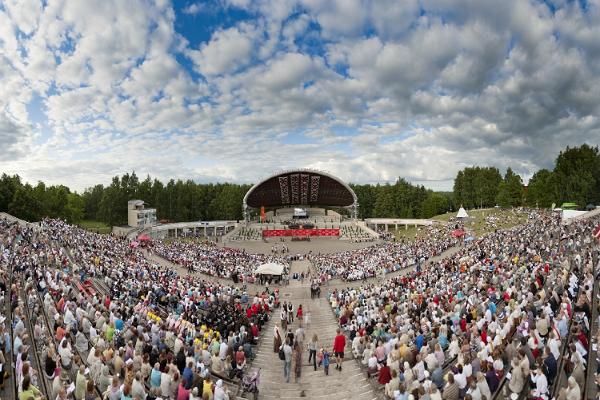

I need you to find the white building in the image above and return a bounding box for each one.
[127,200,157,228]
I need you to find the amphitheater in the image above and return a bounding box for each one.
[1,170,599,400]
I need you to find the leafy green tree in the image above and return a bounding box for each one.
[453,167,501,209]
[8,184,43,221]
[64,193,84,223]
[0,174,21,212]
[552,144,600,206]
[526,169,554,208]
[373,184,395,217]
[421,192,451,218]
[82,184,104,220]
[496,168,523,207]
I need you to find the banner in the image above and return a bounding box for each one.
[260,206,265,222]
[262,229,340,237]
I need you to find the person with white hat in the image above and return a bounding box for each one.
[214,379,230,400]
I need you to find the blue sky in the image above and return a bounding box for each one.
[1,0,600,192]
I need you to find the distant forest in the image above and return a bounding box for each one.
[1,144,598,225]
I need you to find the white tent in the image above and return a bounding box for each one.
[255,262,285,275]
[456,207,469,218]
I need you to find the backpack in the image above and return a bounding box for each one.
[278,347,285,361]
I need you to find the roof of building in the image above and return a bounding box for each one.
[243,169,357,209]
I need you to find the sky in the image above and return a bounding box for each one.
[1,0,600,192]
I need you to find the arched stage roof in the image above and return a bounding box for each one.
[243,169,358,212]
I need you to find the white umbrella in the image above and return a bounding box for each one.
[255,262,285,275]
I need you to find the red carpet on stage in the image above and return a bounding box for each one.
[262,228,340,237]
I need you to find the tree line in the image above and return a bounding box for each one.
[453,144,600,209]
[0,175,84,223]
[0,144,597,225]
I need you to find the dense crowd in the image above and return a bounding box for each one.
[328,211,599,399]
[314,225,458,281]
[0,218,274,400]
[151,240,289,280]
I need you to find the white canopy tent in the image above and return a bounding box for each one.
[456,207,469,218]
[255,262,285,276]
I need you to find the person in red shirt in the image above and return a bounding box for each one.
[251,323,259,339]
[332,328,346,371]
[378,363,391,385]
[235,346,246,368]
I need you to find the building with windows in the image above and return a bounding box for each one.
[127,200,157,228]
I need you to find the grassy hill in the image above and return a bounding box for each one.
[392,208,529,241]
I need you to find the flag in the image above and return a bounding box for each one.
[593,225,600,240]
[260,206,265,222]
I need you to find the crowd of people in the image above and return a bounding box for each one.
[1,217,275,400]
[151,240,289,281]
[2,206,599,400]
[328,211,599,399]
[314,225,458,281]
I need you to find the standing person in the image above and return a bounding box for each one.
[74,365,87,400]
[281,338,293,383]
[280,305,287,330]
[308,334,318,371]
[296,304,303,322]
[304,308,311,328]
[288,302,294,324]
[292,340,302,383]
[273,326,282,354]
[322,348,330,376]
[333,328,346,371]
[295,324,305,348]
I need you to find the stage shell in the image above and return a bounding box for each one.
[243,169,359,219]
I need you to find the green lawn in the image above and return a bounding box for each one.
[432,208,528,237]
[392,226,425,241]
[392,208,529,241]
[78,220,112,234]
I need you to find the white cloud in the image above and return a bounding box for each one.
[1,0,600,194]
[187,26,255,76]
[182,3,204,15]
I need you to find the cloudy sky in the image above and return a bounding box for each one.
[1,0,600,192]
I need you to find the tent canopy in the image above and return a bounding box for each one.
[255,262,285,275]
[456,207,469,218]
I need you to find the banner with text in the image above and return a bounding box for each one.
[262,228,340,237]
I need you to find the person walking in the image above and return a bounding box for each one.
[296,304,303,322]
[333,328,346,371]
[281,338,293,383]
[273,326,282,353]
[280,306,288,331]
[303,309,311,328]
[308,334,318,371]
[287,302,294,324]
[322,348,330,376]
[293,340,302,383]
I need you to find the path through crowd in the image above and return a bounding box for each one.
[245,260,379,400]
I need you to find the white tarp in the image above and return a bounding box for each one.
[255,262,285,275]
[456,207,469,218]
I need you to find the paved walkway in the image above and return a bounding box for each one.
[247,260,379,400]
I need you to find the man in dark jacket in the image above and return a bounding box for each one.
[542,346,557,385]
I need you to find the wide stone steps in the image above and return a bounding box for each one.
[242,260,382,400]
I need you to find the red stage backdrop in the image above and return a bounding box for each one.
[262,228,340,237]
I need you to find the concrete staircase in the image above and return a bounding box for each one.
[239,261,380,400]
